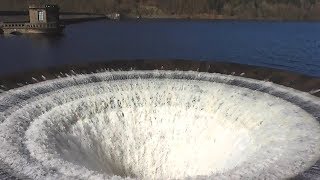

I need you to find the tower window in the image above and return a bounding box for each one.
[38,11,44,21]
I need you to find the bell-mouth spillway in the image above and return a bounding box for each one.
[0,60,319,179]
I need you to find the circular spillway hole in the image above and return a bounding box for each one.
[20,77,320,180]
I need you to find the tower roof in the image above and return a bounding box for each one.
[28,0,46,8]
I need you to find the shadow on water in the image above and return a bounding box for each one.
[22,33,65,47]
[24,33,64,40]
[9,31,22,36]
[0,32,65,49]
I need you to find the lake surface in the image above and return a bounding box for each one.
[0,19,320,77]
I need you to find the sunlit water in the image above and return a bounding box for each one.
[0,20,320,76]
[0,70,319,179]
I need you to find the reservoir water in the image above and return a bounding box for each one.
[0,19,320,77]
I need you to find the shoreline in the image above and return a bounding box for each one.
[0,60,319,97]
[125,14,320,22]
[1,11,320,22]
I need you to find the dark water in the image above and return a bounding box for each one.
[1,20,320,77]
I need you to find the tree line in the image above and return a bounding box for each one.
[1,0,320,20]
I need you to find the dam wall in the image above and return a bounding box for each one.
[0,13,106,34]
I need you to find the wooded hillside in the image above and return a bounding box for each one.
[1,0,320,20]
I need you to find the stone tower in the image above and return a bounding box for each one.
[28,0,60,24]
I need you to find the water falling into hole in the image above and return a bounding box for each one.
[0,71,319,179]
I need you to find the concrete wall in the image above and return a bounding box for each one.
[2,28,59,34]
[2,28,27,34]
[29,8,47,23]
[1,22,61,34]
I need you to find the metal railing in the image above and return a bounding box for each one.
[1,22,60,29]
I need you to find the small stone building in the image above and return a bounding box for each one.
[29,2,60,24]
[0,0,63,34]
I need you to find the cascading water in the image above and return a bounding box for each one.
[0,70,319,180]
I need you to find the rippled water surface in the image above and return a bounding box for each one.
[0,20,320,76]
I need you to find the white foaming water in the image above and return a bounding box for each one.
[0,71,319,180]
